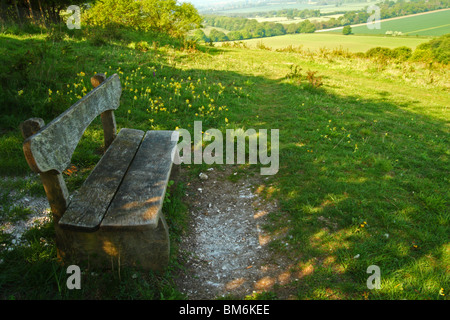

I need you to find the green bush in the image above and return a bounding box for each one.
[366,47,393,59]
[136,41,151,52]
[413,34,450,64]
[392,46,412,61]
[428,34,450,64]
[410,48,434,63]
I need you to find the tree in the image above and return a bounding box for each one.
[84,0,202,36]
[298,20,316,33]
[191,29,209,42]
[285,23,299,34]
[342,25,352,35]
[84,0,142,29]
[227,30,243,41]
[209,28,228,42]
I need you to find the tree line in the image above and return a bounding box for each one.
[0,0,203,37]
[0,0,86,26]
[198,15,316,42]
[238,8,321,20]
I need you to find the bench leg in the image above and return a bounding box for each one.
[55,216,170,272]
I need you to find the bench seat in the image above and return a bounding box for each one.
[58,128,145,232]
[56,129,179,270]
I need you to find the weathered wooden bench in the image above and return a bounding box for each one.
[20,73,179,271]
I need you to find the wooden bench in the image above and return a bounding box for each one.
[20,73,179,271]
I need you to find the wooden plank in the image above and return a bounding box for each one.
[91,73,117,150]
[101,110,117,150]
[100,130,179,230]
[23,74,122,174]
[40,172,69,223]
[58,128,145,232]
[20,118,69,221]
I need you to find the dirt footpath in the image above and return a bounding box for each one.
[175,166,294,300]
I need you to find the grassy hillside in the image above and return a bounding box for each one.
[0,26,449,300]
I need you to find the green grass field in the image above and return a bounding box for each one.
[329,9,450,36]
[228,33,431,53]
[0,27,449,300]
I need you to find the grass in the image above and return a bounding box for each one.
[227,33,431,53]
[0,25,449,300]
[200,26,231,35]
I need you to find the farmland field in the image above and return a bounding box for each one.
[250,14,345,25]
[227,33,431,53]
[207,1,379,15]
[200,25,231,36]
[324,9,450,36]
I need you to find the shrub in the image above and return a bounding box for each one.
[286,64,303,80]
[366,47,394,59]
[428,34,450,64]
[392,46,412,61]
[136,41,151,52]
[256,41,272,51]
[306,70,323,88]
[410,48,434,63]
[411,34,450,64]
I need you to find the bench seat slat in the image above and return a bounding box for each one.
[58,128,145,232]
[100,130,178,230]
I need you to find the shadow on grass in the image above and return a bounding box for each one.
[0,32,448,300]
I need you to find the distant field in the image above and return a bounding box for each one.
[208,1,379,15]
[229,33,431,53]
[324,9,450,36]
[200,26,230,35]
[250,14,344,25]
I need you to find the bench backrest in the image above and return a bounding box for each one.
[23,74,121,174]
[20,73,122,222]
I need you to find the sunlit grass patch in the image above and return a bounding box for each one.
[0,25,448,300]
